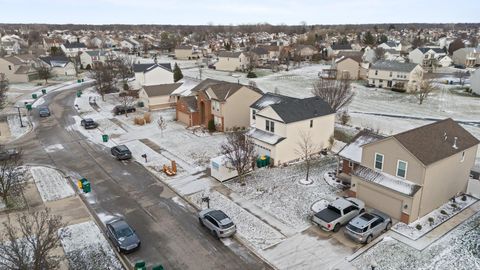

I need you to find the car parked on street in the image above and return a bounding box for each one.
[39,107,50,117]
[112,105,136,115]
[80,118,98,129]
[198,209,236,238]
[106,218,141,253]
[344,210,392,244]
[110,145,132,160]
[0,148,19,161]
[312,197,365,232]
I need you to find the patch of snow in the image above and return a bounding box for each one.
[44,143,65,153]
[59,221,123,270]
[310,199,329,213]
[323,171,346,188]
[30,166,75,202]
[355,166,419,196]
[7,114,30,140]
[32,97,45,108]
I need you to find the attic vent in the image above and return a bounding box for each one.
[443,132,447,141]
[453,137,458,149]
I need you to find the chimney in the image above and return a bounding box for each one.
[453,137,458,149]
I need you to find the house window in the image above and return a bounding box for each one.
[375,70,378,75]
[389,72,392,77]
[265,120,275,133]
[8,65,11,70]
[374,153,384,170]
[461,151,465,162]
[348,161,354,168]
[266,120,269,131]
[310,120,313,128]
[396,160,408,178]
[252,110,256,120]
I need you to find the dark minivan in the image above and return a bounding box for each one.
[111,145,132,160]
[80,118,98,129]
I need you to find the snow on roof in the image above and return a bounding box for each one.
[171,76,201,96]
[247,128,286,145]
[338,131,385,163]
[354,166,421,196]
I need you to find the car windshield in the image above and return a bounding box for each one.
[347,224,365,233]
[117,146,129,152]
[327,205,341,215]
[221,222,234,229]
[116,227,134,238]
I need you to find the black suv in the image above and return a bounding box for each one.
[80,118,98,129]
[106,218,141,253]
[113,105,136,115]
[111,145,132,160]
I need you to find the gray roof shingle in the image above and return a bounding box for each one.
[266,96,335,123]
[142,83,182,97]
[371,60,419,73]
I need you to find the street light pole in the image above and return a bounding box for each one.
[16,107,24,127]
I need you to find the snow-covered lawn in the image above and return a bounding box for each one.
[189,190,286,250]
[30,166,75,202]
[392,195,477,240]
[6,114,30,140]
[352,211,480,270]
[59,221,123,270]
[225,156,342,232]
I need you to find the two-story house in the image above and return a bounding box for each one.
[176,78,263,131]
[38,56,76,76]
[174,45,200,60]
[248,93,335,165]
[0,55,38,83]
[378,41,402,52]
[368,60,423,92]
[408,47,446,71]
[332,51,366,80]
[349,119,479,223]
[60,41,88,57]
[79,50,109,69]
[214,51,249,72]
[133,63,173,88]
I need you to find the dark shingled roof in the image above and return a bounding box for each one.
[331,44,353,50]
[190,78,225,93]
[180,95,198,112]
[418,47,445,54]
[266,96,334,124]
[142,83,182,97]
[39,56,69,65]
[393,118,480,166]
[191,78,263,101]
[218,51,243,58]
[63,42,86,49]
[250,93,298,110]
[252,47,269,55]
[371,60,418,72]
[133,63,172,73]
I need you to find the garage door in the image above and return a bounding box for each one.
[177,111,191,126]
[357,184,402,220]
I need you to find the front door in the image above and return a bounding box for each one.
[387,81,393,87]
[200,101,205,125]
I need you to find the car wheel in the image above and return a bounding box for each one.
[385,222,392,231]
[199,218,204,226]
[211,229,218,239]
[366,235,373,244]
[333,224,340,232]
[360,208,365,214]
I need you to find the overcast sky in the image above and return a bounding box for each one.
[1,0,478,25]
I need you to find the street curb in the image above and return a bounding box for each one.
[142,165,279,270]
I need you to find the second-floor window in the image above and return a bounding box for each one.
[375,70,378,75]
[8,65,12,70]
[252,110,256,120]
[310,120,313,128]
[396,160,407,178]
[265,120,275,133]
[374,153,384,171]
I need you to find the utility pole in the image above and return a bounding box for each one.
[16,107,24,127]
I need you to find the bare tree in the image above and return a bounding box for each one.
[157,116,167,137]
[90,64,115,101]
[69,52,82,77]
[454,71,468,86]
[295,131,319,184]
[0,153,24,207]
[374,47,386,60]
[0,208,66,270]
[312,76,354,112]
[116,56,133,83]
[0,73,9,110]
[36,66,52,85]
[413,79,437,105]
[118,89,137,117]
[221,131,256,184]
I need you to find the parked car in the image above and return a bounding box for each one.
[80,118,98,129]
[312,197,365,232]
[39,107,50,117]
[344,210,392,243]
[106,218,141,253]
[0,148,19,161]
[198,209,236,238]
[113,105,136,115]
[208,64,216,70]
[110,145,132,160]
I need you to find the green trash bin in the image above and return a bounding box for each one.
[42,89,47,94]
[102,134,109,142]
[77,79,81,83]
[82,181,91,193]
[76,90,82,97]
[138,101,144,107]
[134,261,146,270]
[265,156,270,166]
[26,104,32,111]
[32,93,38,99]
[152,265,164,270]
[256,158,261,168]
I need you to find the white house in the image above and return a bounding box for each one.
[133,63,173,87]
[471,68,480,95]
[452,47,480,67]
[368,60,423,92]
[214,51,249,72]
[120,39,139,52]
[248,93,335,165]
[378,41,402,52]
[39,56,76,76]
[0,40,21,55]
[138,83,182,110]
[408,47,446,71]
[438,55,453,67]
[80,50,109,69]
[60,42,88,57]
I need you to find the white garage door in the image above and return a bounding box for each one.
[357,184,403,220]
[177,112,191,126]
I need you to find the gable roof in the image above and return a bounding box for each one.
[142,83,182,97]
[2,56,24,65]
[392,118,479,166]
[218,51,243,58]
[190,78,225,93]
[266,96,334,124]
[86,50,108,57]
[371,60,418,73]
[252,47,269,55]
[208,82,262,101]
[331,44,353,50]
[250,92,298,110]
[179,95,198,112]
[383,41,398,48]
[133,63,172,73]
[39,56,70,67]
[338,130,386,163]
[418,47,445,54]
[337,51,363,63]
[63,42,86,49]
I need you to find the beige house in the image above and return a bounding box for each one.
[175,45,200,60]
[39,56,76,76]
[295,45,316,61]
[133,63,173,87]
[139,83,182,110]
[368,60,423,92]
[349,119,479,223]
[0,55,37,83]
[333,56,365,80]
[248,93,335,165]
[214,51,249,72]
